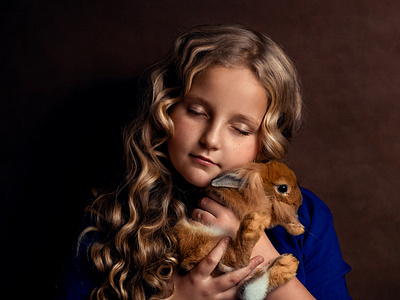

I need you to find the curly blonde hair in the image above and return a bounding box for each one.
[81,24,302,299]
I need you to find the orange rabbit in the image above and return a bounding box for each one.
[173,161,305,300]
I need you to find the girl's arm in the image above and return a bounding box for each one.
[193,197,315,300]
[168,237,265,300]
[251,232,315,299]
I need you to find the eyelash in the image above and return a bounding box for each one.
[187,107,252,136]
[188,108,205,116]
[235,128,251,136]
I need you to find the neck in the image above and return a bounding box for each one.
[172,172,204,212]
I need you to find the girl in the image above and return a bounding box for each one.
[59,24,351,299]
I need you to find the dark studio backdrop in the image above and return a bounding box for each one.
[1,1,399,299]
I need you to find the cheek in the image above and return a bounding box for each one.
[238,146,259,162]
[173,120,197,143]
[227,138,261,164]
[169,116,202,153]
[245,136,263,157]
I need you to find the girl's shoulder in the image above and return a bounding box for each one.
[297,187,352,298]
[57,219,102,300]
[297,187,345,262]
[268,187,352,298]
[266,187,335,256]
[297,187,334,229]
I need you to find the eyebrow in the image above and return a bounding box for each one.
[233,115,261,129]
[183,95,209,106]
[184,95,262,129]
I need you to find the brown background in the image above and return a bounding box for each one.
[1,1,399,299]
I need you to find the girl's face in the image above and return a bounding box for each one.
[168,66,268,187]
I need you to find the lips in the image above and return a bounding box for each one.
[190,154,218,166]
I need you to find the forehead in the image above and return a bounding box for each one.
[187,66,268,121]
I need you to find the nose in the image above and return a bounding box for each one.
[200,122,222,150]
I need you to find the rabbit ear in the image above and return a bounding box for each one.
[211,173,243,188]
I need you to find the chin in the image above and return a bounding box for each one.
[184,174,213,188]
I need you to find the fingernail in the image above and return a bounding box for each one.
[255,256,264,265]
[224,236,231,244]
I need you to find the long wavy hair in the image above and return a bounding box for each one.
[80,24,302,299]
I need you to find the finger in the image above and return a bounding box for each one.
[191,207,216,225]
[194,237,231,278]
[238,256,266,285]
[205,191,224,205]
[198,196,225,217]
[217,255,265,291]
[194,197,230,224]
[192,196,221,224]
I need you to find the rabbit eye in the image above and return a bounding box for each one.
[276,185,288,194]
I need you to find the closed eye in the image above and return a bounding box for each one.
[188,108,206,117]
[234,128,251,136]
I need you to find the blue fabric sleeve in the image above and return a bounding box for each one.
[300,188,352,299]
[266,188,352,299]
[56,230,99,300]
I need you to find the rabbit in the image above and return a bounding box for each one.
[173,161,305,300]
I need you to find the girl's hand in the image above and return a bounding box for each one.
[191,197,316,299]
[191,196,241,238]
[169,237,264,300]
[192,196,279,268]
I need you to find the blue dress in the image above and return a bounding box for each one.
[57,187,352,299]
[267,188,352,299]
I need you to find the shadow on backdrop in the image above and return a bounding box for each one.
[4,78,142,299]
